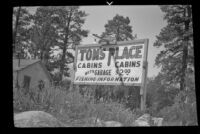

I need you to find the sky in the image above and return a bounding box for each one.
[26,6,167,78]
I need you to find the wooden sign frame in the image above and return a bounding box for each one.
[72,39,149,110]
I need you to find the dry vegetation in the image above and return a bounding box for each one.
[13,85,138,126]
[13,81,198,126]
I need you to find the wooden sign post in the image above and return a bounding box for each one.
[140,39,149,111]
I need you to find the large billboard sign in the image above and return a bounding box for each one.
[73,39,148,86]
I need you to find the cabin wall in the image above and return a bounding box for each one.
[17,63,51,89]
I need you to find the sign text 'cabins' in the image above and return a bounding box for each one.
[74,39,148,86]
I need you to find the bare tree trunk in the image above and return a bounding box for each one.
[41,51,48,65]
[13,7,21,51]
[60,9,73,81]
[180,6,191,91]
[180,43,188,91]
[13,7,21,67]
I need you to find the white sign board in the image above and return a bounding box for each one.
[73,39,148,86]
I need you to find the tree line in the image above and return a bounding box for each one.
[13,6,136,83]
[13,6,195,112]
[146,6,196,125]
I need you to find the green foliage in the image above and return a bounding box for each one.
[144,5,197,126]
[99,14,136,43]
[49,6,89,80]
[14,81,197,126]
[13,6,89,83]
[13,87,33,112]
[13,7,33,58]
[30,7,59,62]
[158,90,197,126]
[13,86,68,113]
[78,85,140,110]
[146,74,189,119]
[62,89,90,119]
[95,14,137,112]
[58,87,137,126]
[13,85,138,126]
[146,68,197,125]
[154,5,193,89]
[96,102,136,126]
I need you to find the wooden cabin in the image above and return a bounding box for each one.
[13,59,52,90]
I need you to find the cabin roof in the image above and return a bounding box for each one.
[13,59,40,71]
[13,59,52,82]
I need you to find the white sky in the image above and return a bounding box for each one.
[26,6,167,78]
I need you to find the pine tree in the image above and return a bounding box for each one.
[99,14,136,43]
[50,6,89,80]
[13,7,33,58]
[154,5,193,91]
[97,14,137,107]
[30,7,59,65]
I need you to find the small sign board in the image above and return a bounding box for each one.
[73,39,148,86]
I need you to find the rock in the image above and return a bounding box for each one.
[151,117,163,126]
[133,114,164,126]
[134,114,150,126]
[95,118,104,127]
[103,121,123,127]
[14,111,66,127]
[89,117,123,127]
[134,121,150,126]
[87,117,104,127]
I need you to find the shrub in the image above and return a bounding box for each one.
[158,90,198,126]
[85,101,136,126]
[13,87,34,112]
[57,88,137,126]
[14,85,138,126]
[103,102,136,126]
[62,89,90,119]
[13,86,67,114]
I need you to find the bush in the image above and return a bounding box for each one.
[14,85,138,126]
[62,89,91,119]
[158,90,198,126]
[13,87,34,112]
[58,88,137,126]
[90,102,136,126]
[13,86,67,114]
